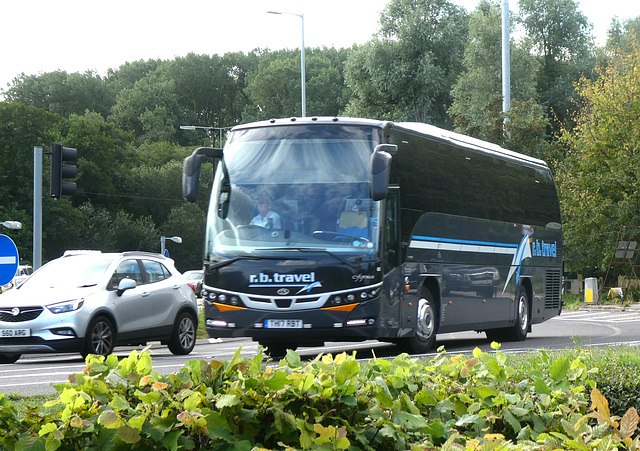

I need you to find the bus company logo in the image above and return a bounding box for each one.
[249,271,323,294]
[531,240,557,258]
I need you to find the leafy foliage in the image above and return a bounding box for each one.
[558,42,640,273]
[0,345,639,450]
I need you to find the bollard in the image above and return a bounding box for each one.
[585,277,598,304]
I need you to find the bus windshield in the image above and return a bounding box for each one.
[205,125,382,260]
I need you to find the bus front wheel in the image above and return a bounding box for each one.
[398,290,437,354]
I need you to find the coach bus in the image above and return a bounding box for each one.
[182,117,563,356]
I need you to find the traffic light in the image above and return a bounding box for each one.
[50,143,77,198]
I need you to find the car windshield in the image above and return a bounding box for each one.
[205,124,382,259]
[20,254,113,289]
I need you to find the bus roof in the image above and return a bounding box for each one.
[230,116,549,169]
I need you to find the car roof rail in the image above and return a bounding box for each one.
[63,250,103,256]
[121,251,166,258]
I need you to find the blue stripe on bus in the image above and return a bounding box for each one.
[411,235,518,249]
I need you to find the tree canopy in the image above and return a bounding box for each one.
[0,0,638,276]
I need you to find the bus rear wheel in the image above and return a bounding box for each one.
[398,290,437,354]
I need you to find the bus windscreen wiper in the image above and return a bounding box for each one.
[205,255,300,272]
[262,247,377,269]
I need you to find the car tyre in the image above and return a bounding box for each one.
[0,354,21,364]
[168,312,197,355]
[82,316,116,358]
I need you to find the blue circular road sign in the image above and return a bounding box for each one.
[0,234,19,286]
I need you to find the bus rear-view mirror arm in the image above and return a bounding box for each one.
[183,147,223,202]
[371,144,397,201]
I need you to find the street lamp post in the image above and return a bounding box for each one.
[160,236,182,256]
[180,125,230,148]
[267,10,306,117]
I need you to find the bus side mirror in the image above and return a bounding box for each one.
[371,144,396,201]
[182,147,223,202]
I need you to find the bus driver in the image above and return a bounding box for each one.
[250,196,281,229]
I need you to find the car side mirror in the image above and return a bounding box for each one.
[116,278,137,296]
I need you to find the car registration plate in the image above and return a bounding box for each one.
[264,319,303,329]
[0,328,31,337]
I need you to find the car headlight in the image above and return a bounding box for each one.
[47,299,85,314]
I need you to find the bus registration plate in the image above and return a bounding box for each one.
[264,319,303,329]
[0,328,31,337]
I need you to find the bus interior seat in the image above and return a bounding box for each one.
[338,211,368,238]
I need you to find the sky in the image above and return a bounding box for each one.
[2,0,640,93]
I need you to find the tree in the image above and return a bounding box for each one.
[448,1,539,137]
[344,0,468,126]
[0,102,62,205]
[109,74,181,144]
[243,47,350,121]
[3,71,114,118]
[64,112,137,211]
[161,203,207,272]
[606,16,640,55]
[557,43,640,273]
[518,0,596,130]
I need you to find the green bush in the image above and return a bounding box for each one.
[0,345,639,450]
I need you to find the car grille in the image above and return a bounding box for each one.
[0,307,44,323]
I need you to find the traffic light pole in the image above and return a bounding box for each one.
[33,146,43,270]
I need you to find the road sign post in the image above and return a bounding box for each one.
[0,234,19,286]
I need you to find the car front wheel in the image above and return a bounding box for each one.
[82,316,116,358]
[168,312,197,355]
[0,354,21,364]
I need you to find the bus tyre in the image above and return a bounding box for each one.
[510,288,530,341]
[399,291,437,354]
[0,354,21,364]
[486,286,530,342]
[168,312,197,355]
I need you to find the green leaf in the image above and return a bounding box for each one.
[392,411,429,430]
[183,392,203,412]
[335,359,360,386]
[475,386,498,400]
[549,357,570,382]
[503,408,521,433]
[264,370,289,391]
[216,394,241,409]
[116,425,141,444]
[98,410,124,429]
[534,377,551,395]
[161,430,182,451]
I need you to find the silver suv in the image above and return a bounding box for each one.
[0,251,198,364]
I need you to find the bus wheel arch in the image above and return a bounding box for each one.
[486,280,532,343]
[397,278,439,354]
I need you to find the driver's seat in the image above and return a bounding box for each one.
[338,211,368,238]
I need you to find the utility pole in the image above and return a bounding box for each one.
[502,0,511,115]
[33,146,43,270]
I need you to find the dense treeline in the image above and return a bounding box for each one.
[1,0,639,275]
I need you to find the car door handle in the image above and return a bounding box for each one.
[142,292,150,297]
[172,285,180,290]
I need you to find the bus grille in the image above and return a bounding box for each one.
[544,270,562,309]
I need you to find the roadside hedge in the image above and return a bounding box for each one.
[0,344,639,450]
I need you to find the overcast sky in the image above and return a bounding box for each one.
[2,0,640,92]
